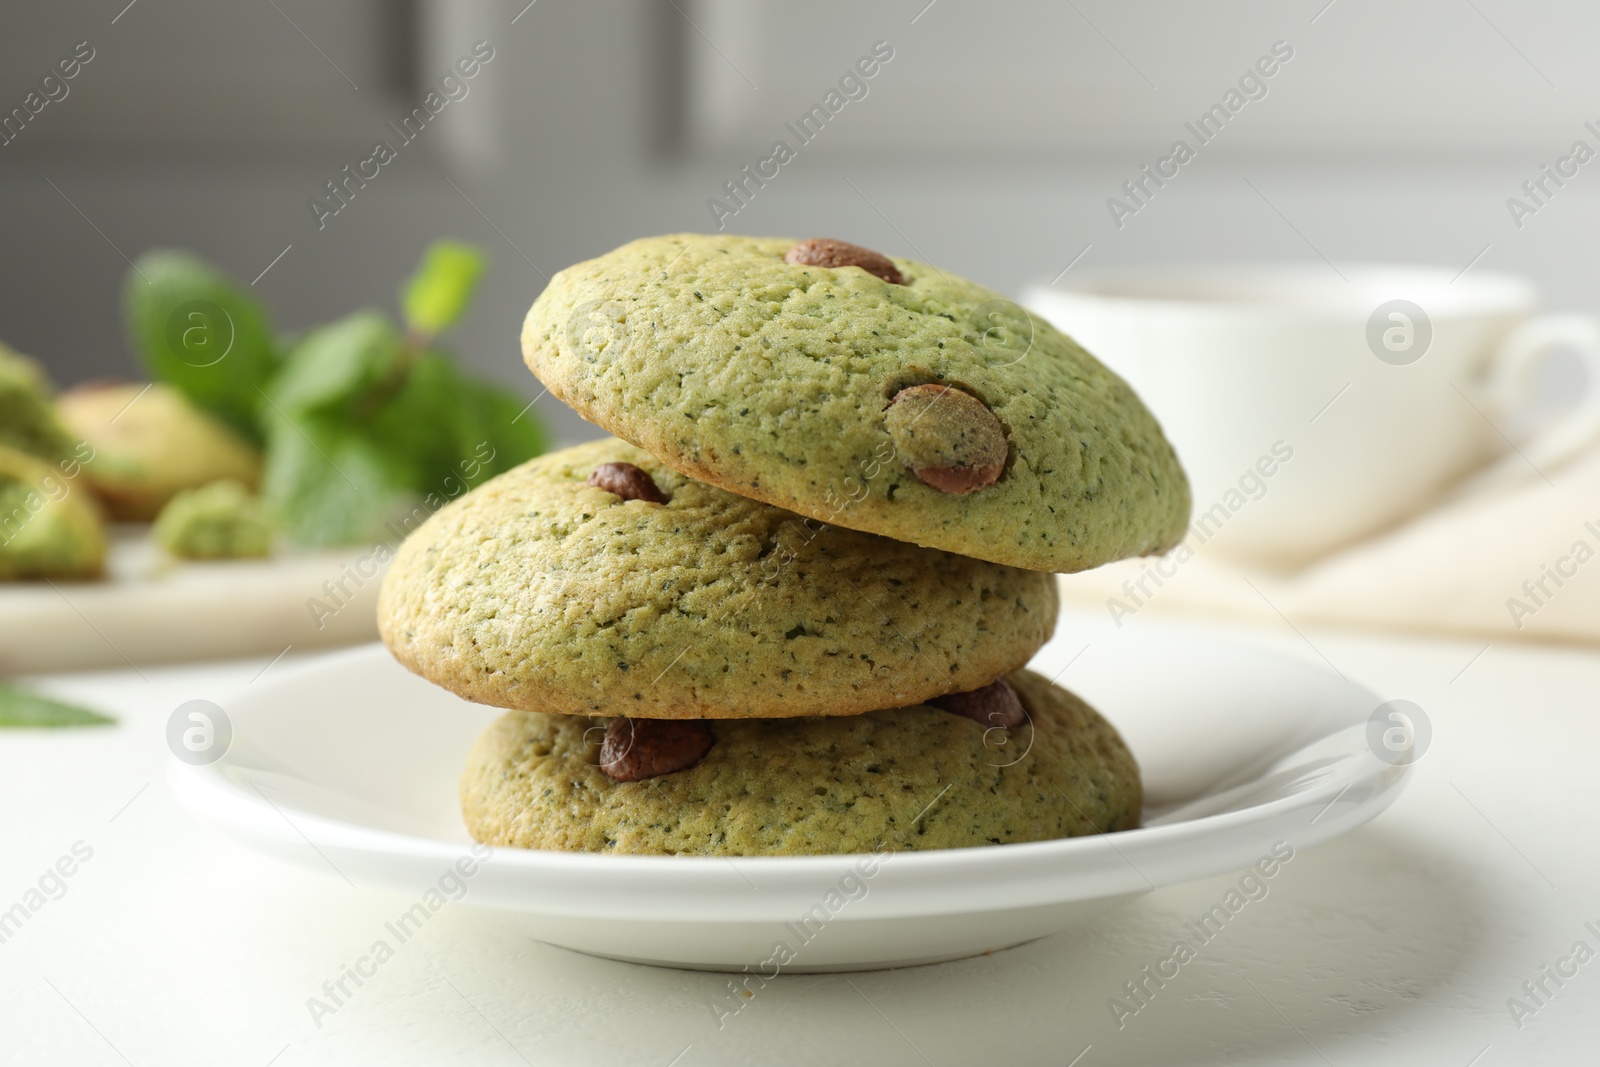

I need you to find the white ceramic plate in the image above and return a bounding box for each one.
[169,630,1411,972]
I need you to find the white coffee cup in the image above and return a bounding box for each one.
[1023,264,1600,570]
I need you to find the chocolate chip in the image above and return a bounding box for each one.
[910,464,1005,494]
[599,718,715,782]
[588,462,667,503]
[931,679,1027,730]
[884,384,1007,494]
[785,238,905,285]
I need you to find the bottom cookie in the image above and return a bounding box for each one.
[460,669,1141,856]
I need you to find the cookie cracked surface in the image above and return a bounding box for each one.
[520,233,1190,573]
[460,669,1142,855]
[378,439,1058,719]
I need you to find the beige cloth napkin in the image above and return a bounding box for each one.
[1058,444,1600,645]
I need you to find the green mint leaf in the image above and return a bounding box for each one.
[362,358,545,517]
[362,353,473,492]
[457,377,548,481]
[401,242,485,339]
[373,361,548,487]
[259,408,417,547]
[124,250,279,444]
[0,683,115,727]
[266,312,404,418]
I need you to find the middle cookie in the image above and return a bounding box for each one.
[378,439,1058,719]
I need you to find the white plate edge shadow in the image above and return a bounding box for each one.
[169,635,1414,926]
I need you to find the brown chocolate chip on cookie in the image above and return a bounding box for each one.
[599,717,715,782]
[931,679,1027,730]
[588,462,667,503]
[785,238,905,285]
[884,384,1007,494]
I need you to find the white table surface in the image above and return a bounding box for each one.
[3,605,1596,1067]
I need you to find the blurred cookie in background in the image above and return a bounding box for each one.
[56,381,262,521]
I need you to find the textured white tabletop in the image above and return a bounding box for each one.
[2,607,1596,1067]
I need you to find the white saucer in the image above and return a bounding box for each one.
[169,631,1410,972]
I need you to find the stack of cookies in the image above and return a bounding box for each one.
[377,235,1190,856]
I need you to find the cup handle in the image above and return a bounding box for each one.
[1460,314,1600,493]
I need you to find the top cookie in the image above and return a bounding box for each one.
[522,234,1190,573]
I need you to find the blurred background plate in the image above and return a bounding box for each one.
[0,526,384,673]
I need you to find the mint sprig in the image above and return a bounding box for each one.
[0,683,115,727]
[124,241,546,548]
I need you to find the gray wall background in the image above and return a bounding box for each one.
[2,0,1595,446]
